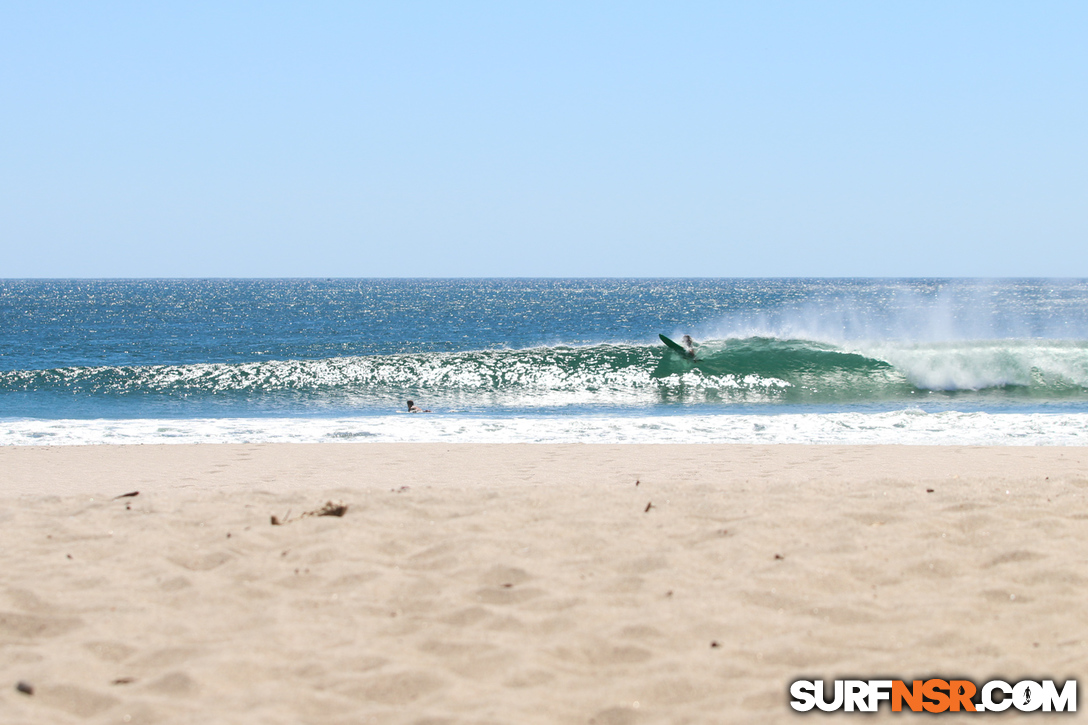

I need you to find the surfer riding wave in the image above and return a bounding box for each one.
[681,335,696,359]
[658,333,699,361]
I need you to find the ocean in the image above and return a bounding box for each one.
[2,278,1087,445]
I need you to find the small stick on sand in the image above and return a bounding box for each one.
[300,501,348,518]
[273,502,347,525]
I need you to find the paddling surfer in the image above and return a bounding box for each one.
[407,400,431,413]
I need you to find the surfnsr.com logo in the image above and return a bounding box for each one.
[790,679,1076,713]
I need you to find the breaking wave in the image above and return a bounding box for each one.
[3,337,1088,414]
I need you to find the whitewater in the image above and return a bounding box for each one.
[2,278,1087,445]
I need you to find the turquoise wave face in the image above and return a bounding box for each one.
[656,337,1088,399]
[654,337,893,377]
[4,338,1088,417]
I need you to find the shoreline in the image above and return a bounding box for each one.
[5,411,1088,447]
[2,444,1086,722]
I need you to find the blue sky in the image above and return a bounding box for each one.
[2,2,1085,277]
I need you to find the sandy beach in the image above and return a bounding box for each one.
[1,443,1086,723]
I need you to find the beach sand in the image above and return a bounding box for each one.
[1,443,1086,723]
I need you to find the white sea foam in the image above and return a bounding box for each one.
[3,411,1087,446]
[854,340,1088,391]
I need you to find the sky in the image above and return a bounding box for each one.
[1,2,1086,278]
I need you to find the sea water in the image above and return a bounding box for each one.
[2,278,1087,445]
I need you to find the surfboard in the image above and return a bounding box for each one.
[659,334,694,358]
